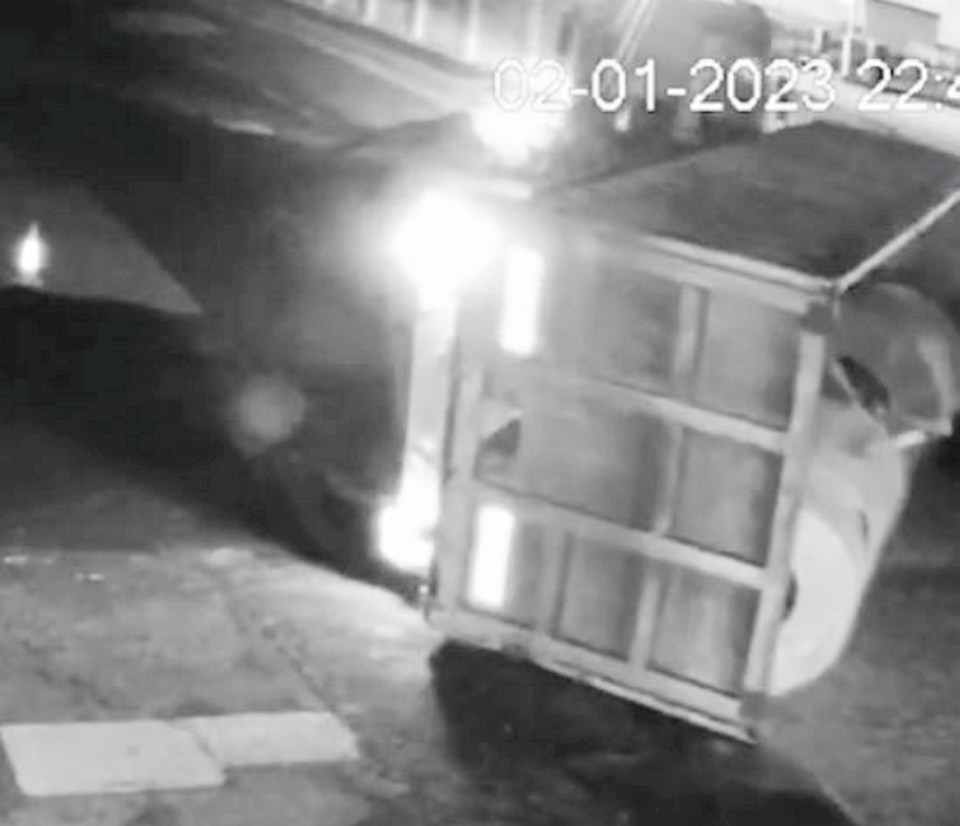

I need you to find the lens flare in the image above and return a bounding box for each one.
[390,190,501,310]
[375,459,441,574]
[470,105,565,166]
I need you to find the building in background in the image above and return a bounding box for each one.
[759,0,848,28]
[866,0,940,52]
[759,0,960,52]
[937,1,960,48]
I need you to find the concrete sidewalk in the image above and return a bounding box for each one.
[0,543,377,825]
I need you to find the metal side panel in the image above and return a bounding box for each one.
[430,234,829,739]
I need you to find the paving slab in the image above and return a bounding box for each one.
[0,720,225,797]
[0,546,324,726]
[180,711,360,767]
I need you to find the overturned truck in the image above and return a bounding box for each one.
[371,119,960,740]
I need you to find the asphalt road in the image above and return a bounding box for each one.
[0,4,955,825]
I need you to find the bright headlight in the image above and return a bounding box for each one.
[390,189,501,309]
[470,105,565,166]
[375,458,440,575]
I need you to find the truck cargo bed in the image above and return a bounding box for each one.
[547,122,960,281]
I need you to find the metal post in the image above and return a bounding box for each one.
[840,36,853,77]
[812,26,826,56]
[840,0,858,76]
[409,0,430,42]
[462,0,483,63]
[836,186,960,293]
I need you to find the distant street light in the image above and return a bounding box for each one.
[13,223,48,287]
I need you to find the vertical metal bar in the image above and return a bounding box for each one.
[836,187,960,293]
[627,565,665,670]
[840,35,853,77]
[401,306,457,475]
[811,27,825,55]
[650,285,704,535]
[535,529,570,635]
[435,348,487,612]
[741,314,829,695]
[409,0,430,42]
[635,286,704,675]
[649,424,683,536]
[462,0,483,63]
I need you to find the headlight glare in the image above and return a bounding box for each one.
[470,105,564,166]
[390,189,501,308]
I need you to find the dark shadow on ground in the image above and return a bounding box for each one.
[0,286,375,569]
[0,72,416,586]
[429,642,858,825]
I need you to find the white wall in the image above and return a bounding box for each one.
[733,0,960,57]
[865,0,939,49]
[893,0,944,14]
[939,2,960,47]
[755,0,849,27]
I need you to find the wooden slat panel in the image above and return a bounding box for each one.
[476,385,670,528]
[650,423,684,536]
[535,527,569,635]
[462,481,765,589]
[472,354,789,453]
[671,284,706,398]
[649,566,760,695]
[542,258,683,393]
[671,431,783,564]
[555,537,648,659]
[693,292,800,427]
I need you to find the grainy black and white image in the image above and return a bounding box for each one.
[0,1,957,824]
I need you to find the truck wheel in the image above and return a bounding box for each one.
[771,503,869,696]
[771,403,908,695]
